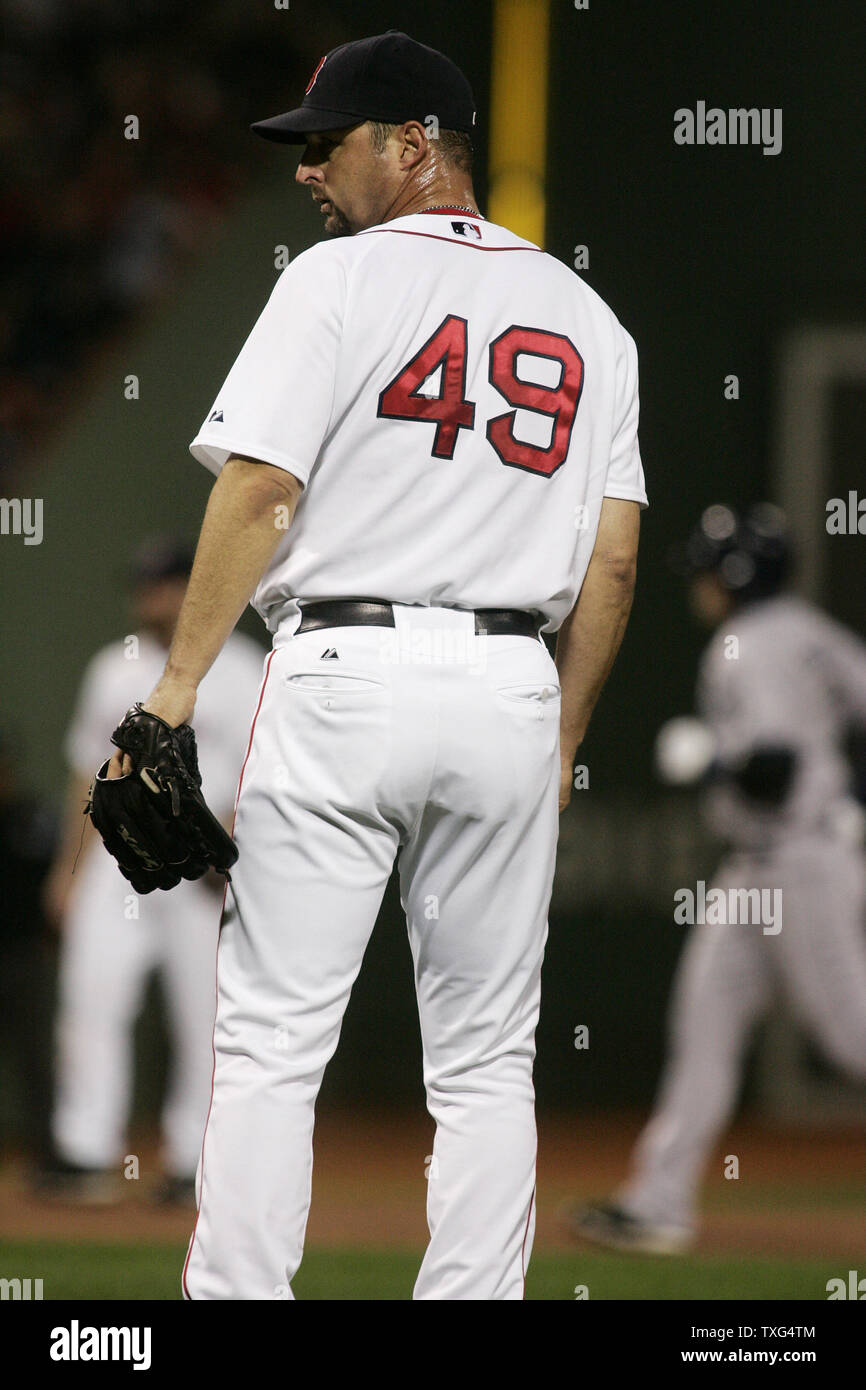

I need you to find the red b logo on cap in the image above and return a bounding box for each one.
[305,55,328,95]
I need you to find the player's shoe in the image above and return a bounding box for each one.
[563,1200,693,1255]
[30,1158,120,1206]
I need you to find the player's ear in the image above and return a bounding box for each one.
[398,121,428,169]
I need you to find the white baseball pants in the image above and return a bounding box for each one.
[183,605,561,1299]
[54,847,220,1178]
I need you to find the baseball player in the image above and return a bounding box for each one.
[571,504,866,1253]
[40,539,263,1203]
[92,31,647,1298]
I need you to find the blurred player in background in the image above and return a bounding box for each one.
[39,539,264,1204]
[569,503,866,1252]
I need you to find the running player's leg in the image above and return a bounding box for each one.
[772,835,866,1079]
[617,858,772,1234]
[183,639,400,1300]
[401,635,560,1300]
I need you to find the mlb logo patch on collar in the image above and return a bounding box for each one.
[451,221,482,239]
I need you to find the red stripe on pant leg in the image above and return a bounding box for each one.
[182,647,276,1299]
[231,647,277,832]
[521,1184,536,1300]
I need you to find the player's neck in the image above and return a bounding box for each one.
[381,187,481,223]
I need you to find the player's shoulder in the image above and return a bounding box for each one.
[539,255,640,367]
[743,594,824,637]
[706,596,821,666]
[508,233,632,324]
[569,270,639,353]
[698,628,730,678]
[82,638,125,675]
[269,238,352,299]
[285,237,347,270]
[787,595,866,651]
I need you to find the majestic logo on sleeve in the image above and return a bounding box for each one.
[305,55,329,95]
[208,409,224,423]
[452,221,482,240]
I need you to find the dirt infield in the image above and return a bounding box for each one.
[2,1111,864,1257]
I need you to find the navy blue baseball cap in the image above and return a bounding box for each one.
[251,31,476,143]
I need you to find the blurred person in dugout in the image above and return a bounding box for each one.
[569,503,866,1253]
[38,538,264,1204]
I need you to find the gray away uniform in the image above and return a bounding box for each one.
[618,595,866,1233]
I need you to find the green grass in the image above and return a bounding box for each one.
[0,1241,188,1301]
[0,1241,843,1300]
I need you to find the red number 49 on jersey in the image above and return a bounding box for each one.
[377,314,585,477]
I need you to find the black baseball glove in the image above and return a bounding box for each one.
[86,703,238,894]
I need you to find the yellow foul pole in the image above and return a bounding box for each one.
[487,0,551,246]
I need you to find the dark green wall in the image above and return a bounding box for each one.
[546,0,865,787]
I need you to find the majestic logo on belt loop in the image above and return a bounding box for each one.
[305,55,328,95]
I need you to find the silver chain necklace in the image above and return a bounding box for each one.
[423,202,483,217]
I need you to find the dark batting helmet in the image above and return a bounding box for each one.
[672,503,792,601]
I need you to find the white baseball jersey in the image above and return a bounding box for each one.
[66,631,266,816]
[190,211,647,636]
[697,595,866,845]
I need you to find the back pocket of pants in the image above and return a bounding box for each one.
[285,671,386,693]
[497,682,560,704]
[495,682,561,723]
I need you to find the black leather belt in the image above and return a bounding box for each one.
[295,598,541,638]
